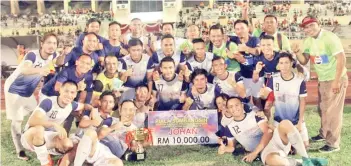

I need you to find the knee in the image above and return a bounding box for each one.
[278,120,294,132]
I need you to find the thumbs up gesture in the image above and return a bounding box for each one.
[78,78,86,91]
[255,61,265,73]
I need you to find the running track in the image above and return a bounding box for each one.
[1,74,350,110]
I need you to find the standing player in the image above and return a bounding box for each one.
[207,24,240,72]
[119,38,153,102]
[183,69,218,110]
[21,81,85,166]
[4,33,58,160]
[75,18,107,48]
[150,34,186,71]
[252,35,281,83]
[179,24,200,57]
[230,19,263,107]
[263,53,309,147]
[152,57,188,111]
[152,23,185,51]
[56,32,102,74]
[212,56,246,98]
[101,21,126,58]
[293,16,348,152]
[220,97,327,165]
[186,38,214,73]
[41,54,94,133]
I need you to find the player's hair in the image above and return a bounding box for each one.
[161,22,174,30]
[191,69,208,83]
[160,56,175,67]
[61,80,78,89]
[209,24,224,34]
[120,99,137,108]
[86,18,101,26]
[264,14,278,22]
[161,34,175,41]
[78,54,92,61]
[226,96,243,105]
[212,55,225,63]
[109,21,122,27]
[135,84,149,92]
[128,38,143,47]
[84,32,98,39]
[233,19,249,27]
[261,35,275,41]
[99,91,117,103]
[104,54,118,64]
[40,32,59,46]
[278,52,294,62]
[187,24,200,30]
[131,18,141,22]
[192,38,205,44]
[214,93,230,108]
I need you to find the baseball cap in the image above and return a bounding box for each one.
[300,16,318,28]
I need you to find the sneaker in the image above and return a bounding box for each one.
[17,151,29,161]
[310,158,328,166]
[310,135,325,142]
[318,145,340,153]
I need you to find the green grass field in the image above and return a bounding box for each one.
[2,107,351,166]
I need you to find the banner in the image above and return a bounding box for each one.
[148,110,218,146]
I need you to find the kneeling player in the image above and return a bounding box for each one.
[220,97,327,165]
[21,81,85,166]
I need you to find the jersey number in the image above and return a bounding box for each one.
[157,84,164,92]
[275,83,280,91]
[49,111,58,119]
[233,125,241,134]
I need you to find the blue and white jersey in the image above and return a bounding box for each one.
[41,66,94,97]
[101,40,124,58]
[222,111,266,152]
[253,51,281,78]
[229,36,260,78]
[25,96,79,131]
[64,46,101,73]
[75,33,108,48]
[267,73,307,125]
[213,72,244,97]
[187,83,219,110]
[7,50,56,97]
[187,52,214,73]
[120,54,151,88]
[153,75,188,111]
[150,50,186,69]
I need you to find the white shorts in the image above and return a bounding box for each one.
[21,130,58,154]
[242,77,264,98]
[87,142,118,166]
[261,127,291,164]
[273,121,309,142]
[4,79,37,121]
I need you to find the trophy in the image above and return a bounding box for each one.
[125,128,151,161]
